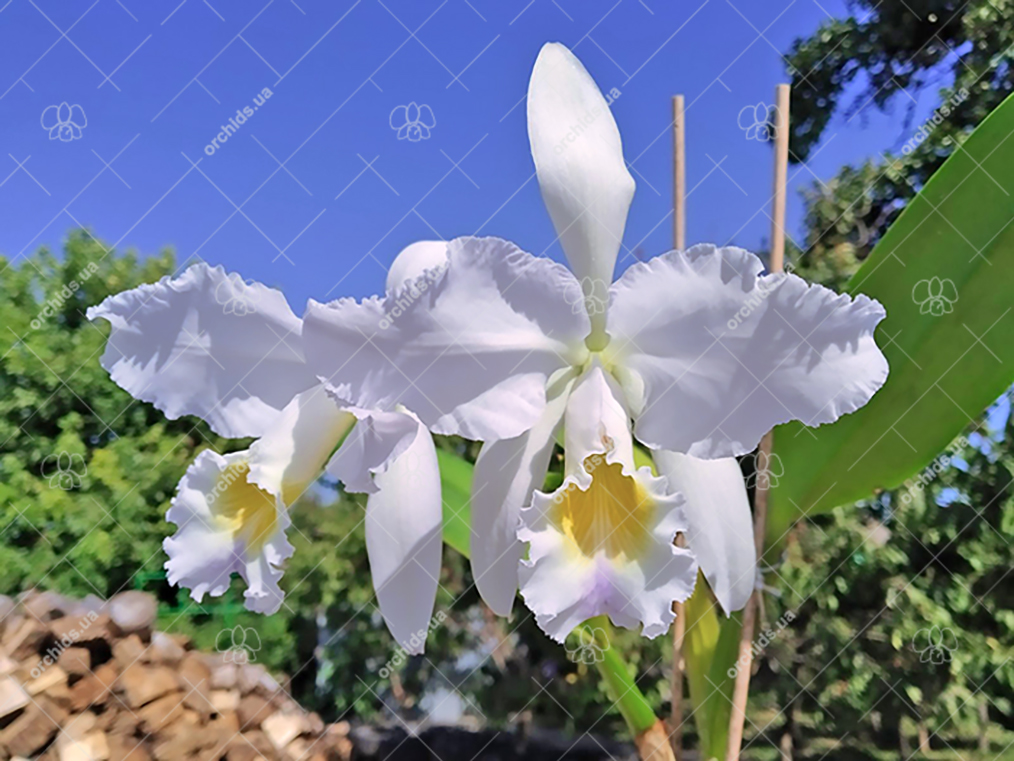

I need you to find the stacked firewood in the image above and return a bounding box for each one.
[0,591,351,761]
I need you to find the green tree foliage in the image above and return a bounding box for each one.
[723,7,1014,753]
[753,420,1014,755]
[0,231,208,596]
[785,0,1014,287]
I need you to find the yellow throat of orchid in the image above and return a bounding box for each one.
[212,461,278,553]
[551,457,655,562]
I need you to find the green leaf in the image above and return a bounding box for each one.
[436,448,472,557]
[770,92,1014,547]
[682,575,742,761]
[704,615,742,761]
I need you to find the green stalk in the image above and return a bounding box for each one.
[578,617,658,735]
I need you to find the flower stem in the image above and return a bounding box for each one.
[579,617,675,760]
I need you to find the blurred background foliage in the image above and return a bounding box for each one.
[3,1,1014,756]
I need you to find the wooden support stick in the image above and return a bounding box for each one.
[725,83,790,761]
[669,94,687,759]
[672,96,686,251]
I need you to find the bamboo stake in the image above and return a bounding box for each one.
[768,85,790,273]
[725,83,790,761]
[673,95,686,251]
[669,94,687,759]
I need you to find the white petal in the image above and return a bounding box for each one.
[325,406,421,494]
[518,364,697,641]
[247,387,357,505]
[562,362,636,479]
[365,417,443,654]
[607,244,889,458]
[652,451,755,613]
[386,240,449,293]
[164,449,293,615]
[304,236,589,442]
[87,264,316,439]
[470,373,574,616]
[528,43,634,336]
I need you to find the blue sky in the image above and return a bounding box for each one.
[0,0,944,308]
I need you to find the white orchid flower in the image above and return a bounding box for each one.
[87,245,446,653]
[302,43,889,642]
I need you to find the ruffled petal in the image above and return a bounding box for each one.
[87,264,316,439]
[325,405,421,494]
[247,387,357,506]
[518,364,697,641]
[652,450,755,614]
[164,449,294,615]
[607,244,889,458]
[304,236,589,442]
[364,415,443,654]
[528,43,634,339]
[470,372,575,616]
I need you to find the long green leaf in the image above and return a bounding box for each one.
[769,92,1014,547]
[682,576,721,753]
[436,448,472,557]
[682,576,742,761]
